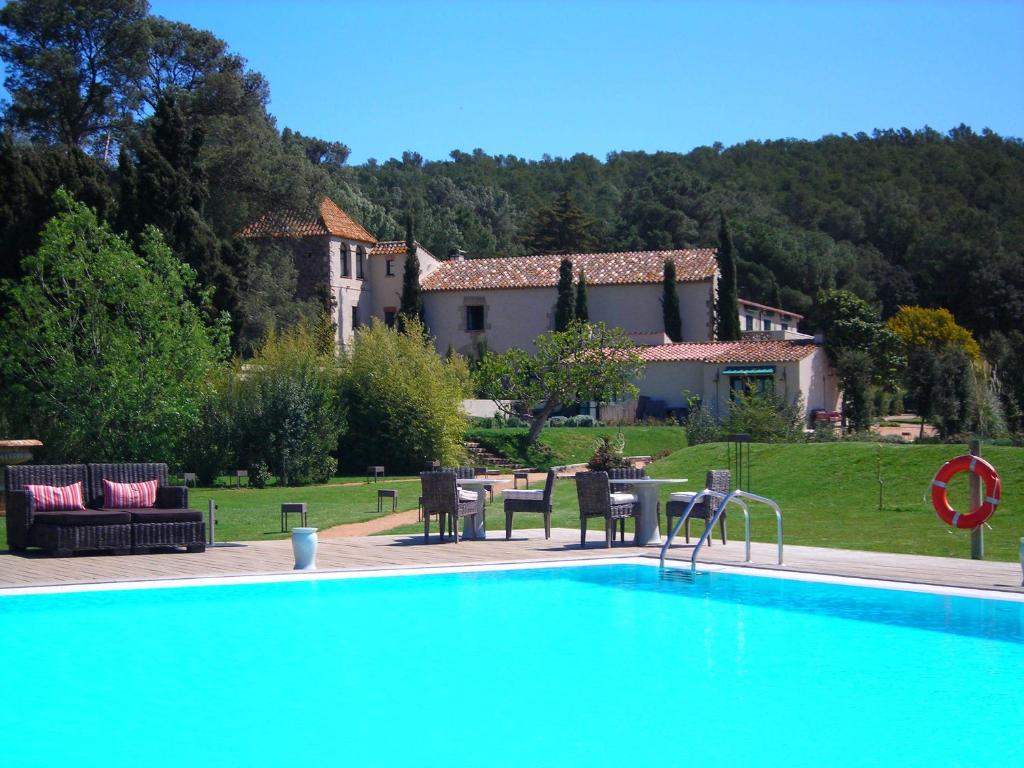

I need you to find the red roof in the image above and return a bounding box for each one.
[639,340,818,363]
[237,197,376,243]
[420,249,717,292]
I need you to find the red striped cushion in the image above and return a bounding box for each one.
[25,482,86,511]
[102,478,158,509]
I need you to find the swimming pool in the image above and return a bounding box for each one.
[2,562,1021,767]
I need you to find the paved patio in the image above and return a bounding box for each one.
[1,528,1021,594]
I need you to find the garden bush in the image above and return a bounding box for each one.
[547,416,569,427]
[339,320,471,473]
[586,433,631,472]
[568,414,595,427]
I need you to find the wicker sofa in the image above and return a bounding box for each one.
[5,463,205,556]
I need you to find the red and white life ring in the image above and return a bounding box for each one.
[931,454,1001,529]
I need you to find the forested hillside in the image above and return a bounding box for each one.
[2,1,1023,354]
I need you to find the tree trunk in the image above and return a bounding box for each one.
[524,398,559,447]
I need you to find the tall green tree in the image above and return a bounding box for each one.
[574,267,589,322]
[475,321,645,446]
[554,258,576,331]
[397,215,423,332]
[526,191,598,254]
[0,0,149,152]
[716,213,742,340]
[0,190,229,464]
[662,260,683,341]
[932,346,978,439]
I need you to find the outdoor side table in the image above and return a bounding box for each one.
[366,465,385,483]
[513,470,530,489]
[235,469,248,487]
[377,489,398,514]
[281,502,307,532]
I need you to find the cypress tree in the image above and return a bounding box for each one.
[554,258,575,331]
[662,260,683,341]
[716,212,742,341]
[397,215,423,332]
[574,267,589,322]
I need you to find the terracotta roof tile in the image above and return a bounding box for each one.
[237,197,376,243]
[639,340,818,364]
[371,240,422,257]
[420,249,717,291]
[738,298,804,320]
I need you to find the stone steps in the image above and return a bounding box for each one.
[464,441,526,470]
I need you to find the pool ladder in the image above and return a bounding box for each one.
[658,488,784,575]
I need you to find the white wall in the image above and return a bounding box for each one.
[422,277,716,355]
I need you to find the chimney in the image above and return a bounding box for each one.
[449,248,467,262]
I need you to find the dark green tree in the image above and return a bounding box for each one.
[526,191,598,255]
[716,213,741,340]
[574,267,589,322]
[662,260,683,341]
[554,258,576,331]
[0,0,149,152]
[397,215,423,332]
[932,346,978,439]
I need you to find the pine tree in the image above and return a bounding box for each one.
[554,258,575,331]
[716,212,742,341]
[526,192,598,255]
[575,267,589,322]
[397,215,423,332]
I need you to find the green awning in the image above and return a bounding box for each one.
[722,366,775,376]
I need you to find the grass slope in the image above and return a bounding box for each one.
[387,443,1024,562]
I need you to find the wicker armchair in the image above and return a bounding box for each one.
[5,464,132,556]
[88,463,205,553]
[441,466,493,502]
[575,471,639,548]
[665,469,731,544]
[419,471,479,543]
[503,469,556,539]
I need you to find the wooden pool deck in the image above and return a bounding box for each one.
[1,528,1022,594]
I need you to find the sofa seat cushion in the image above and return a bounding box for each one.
[609,492,638,505]
[503,489,544,501]
[34,509,131,526]
[127,508,203,523]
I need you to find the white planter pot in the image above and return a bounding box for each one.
[292,527,319,570]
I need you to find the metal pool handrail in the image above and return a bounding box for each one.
[659,488,784,574]
[659,489,741,566]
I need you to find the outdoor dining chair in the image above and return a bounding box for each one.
[575,471,639,548]
[665,469,730,544]
[502,469,556,539]
[419,471,479,544]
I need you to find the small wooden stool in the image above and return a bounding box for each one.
[513,470,530,489]
[377,489,398,514]
[366,465,385,483]
[281,502,307,532]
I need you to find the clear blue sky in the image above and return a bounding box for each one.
[34,1,1024,163]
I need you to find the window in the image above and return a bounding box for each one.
[745,315,754,331]
[340,244,350,278]
[356,247,365,279]
[730,375,774,399]
[763,318,772,331]
[386,259,395,276]
[384,309,397,328]
[781,322,789,331]
[466,305,484,332]
[351,306,359,331]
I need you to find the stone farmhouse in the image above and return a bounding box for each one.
[239,197,840,423]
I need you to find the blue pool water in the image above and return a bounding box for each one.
[2,564,1022,767]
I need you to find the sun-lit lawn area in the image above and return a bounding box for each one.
[468,425,688,468]
[383,442,1024,562]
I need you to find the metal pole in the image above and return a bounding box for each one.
[208,499,217,546]
[969,440,983,560]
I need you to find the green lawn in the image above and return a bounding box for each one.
[468,425,688,468]
[384,442,1024,562]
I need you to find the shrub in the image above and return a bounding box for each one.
[547,416,569,427]
[248,460,272,489]
[722,390,804,443]
[587,433,631,472]
[685,406,720,445]
[568,414,595,427]
[231,319,344,485]
[504,415,528,428]
[339,320,471,473]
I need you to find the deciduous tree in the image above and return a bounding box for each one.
[475,321,645,446]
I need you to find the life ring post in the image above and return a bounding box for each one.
[969,439,984,560]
